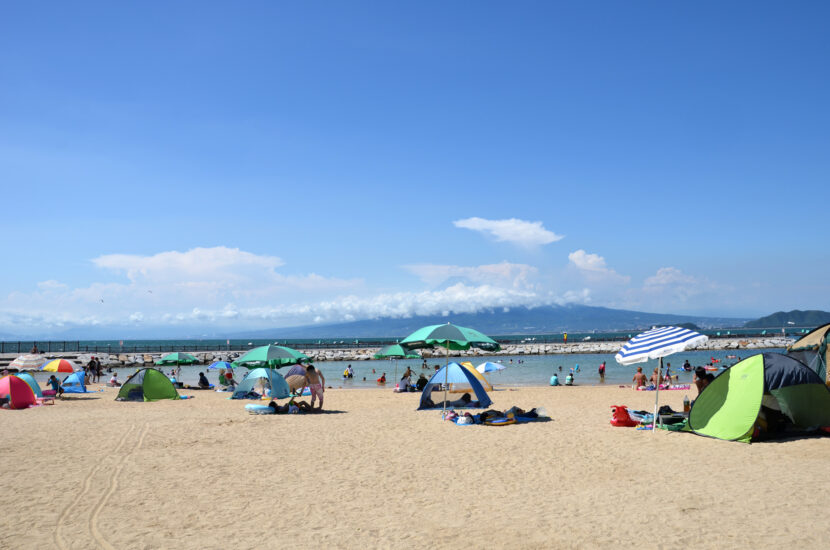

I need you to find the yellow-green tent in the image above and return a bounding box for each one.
[787,323,830,384]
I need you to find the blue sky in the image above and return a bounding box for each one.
[2,2,829,336]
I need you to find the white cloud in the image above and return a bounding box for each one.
[453,217,563,247]
[403,261,538,289]
[92,246,284,283]
[644,267,699,288]
[568,250,630,284]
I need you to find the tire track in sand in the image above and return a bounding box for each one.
[89,422,149,550]
[54,425,136,550]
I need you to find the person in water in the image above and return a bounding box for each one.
[377,372,387,384]
[598,361,606,383]
[565,373,574,385]
[550,373,560,386]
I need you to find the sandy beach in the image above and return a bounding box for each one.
[4,382,829,549]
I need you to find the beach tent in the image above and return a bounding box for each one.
[787,323,830,383]
[61,371,91,394]
[0,375,37,409]
[14,372,42,398]
[457,361,493,392]
[231,368,290,400]
[688,353,830,442]
[116,368,181,402]
[418,362,492,410]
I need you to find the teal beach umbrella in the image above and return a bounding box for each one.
[400,322,500,415]
[374,344,421,383]
[155,352,199,366]
[232,345,309,369]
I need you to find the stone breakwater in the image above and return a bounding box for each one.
[6,336,791,368]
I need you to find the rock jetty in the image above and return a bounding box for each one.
[1,336,792,369]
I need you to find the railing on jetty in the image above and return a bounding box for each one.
[0,331,792,355]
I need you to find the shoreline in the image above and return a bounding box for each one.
[0,335,792,369]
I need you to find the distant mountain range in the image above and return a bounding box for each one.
[17,304,822,341]
[229,304,747,339]
[744,310,830,329]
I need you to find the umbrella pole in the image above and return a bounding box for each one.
[653,357,662,433]
[394,358,398,387]
[442,342,449,418]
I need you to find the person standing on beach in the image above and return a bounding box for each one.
[303,365,325,410]
[598,361,606,383]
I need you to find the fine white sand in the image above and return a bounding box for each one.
[4,383,830,549]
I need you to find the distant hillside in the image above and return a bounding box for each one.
[235,304,745,339]
[745,310,830,328]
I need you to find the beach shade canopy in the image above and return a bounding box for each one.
[155,352,199,366]
[61,371,92,394]
[787,323,830,383]
[9,354,47,370]
[476,361,506,374]
[40,359,80,373]
[373,344,420,359]
[208,361,233,370]
[689,353,830,442]
[374,344,420,384]
[116,368,181,402]
[459,361,493,392]
[615,326,708,365]
[401,322,499,415]
[283,364,308,391]
[231,368,290,400]
[0,375,37,409]
[616,326,708,431]
[400,323,500,352]
[232,345,309,369]
[418,362,492,410]
[14,372,42,398]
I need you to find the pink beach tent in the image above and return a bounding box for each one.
[0,375,37,409]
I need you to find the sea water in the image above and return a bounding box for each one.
[60,347,783,390]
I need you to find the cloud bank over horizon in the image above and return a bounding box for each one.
[0,241,764,337]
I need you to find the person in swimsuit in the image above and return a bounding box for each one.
[632,367,648,389]
[303,365,325,410]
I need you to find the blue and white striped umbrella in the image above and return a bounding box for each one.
[615,326,708,365]
[616,326,708,431]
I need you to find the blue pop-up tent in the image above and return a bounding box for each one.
[231,368,290,400]
[61,371,91,394]
[418,362,492,410]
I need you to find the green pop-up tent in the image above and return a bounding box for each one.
[116,368,181,402]
[688,353,830,442]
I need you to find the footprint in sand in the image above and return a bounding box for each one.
[54,425,136,550]
[88,423,150,550]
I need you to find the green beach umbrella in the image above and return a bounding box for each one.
[155,352,199,366]
[232,344,309,369]
[374,344,421,384]
[400,323,500,415]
